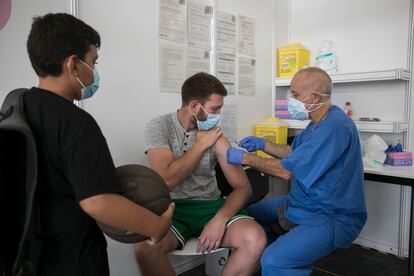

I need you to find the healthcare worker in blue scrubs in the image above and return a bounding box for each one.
[227,67,367,276]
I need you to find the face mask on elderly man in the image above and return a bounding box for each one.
[288,93,330,120]
[194,103,221,130]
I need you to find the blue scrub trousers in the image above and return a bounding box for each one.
[247,196,336,276]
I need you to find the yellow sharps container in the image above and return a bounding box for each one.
[277,42,310,77]
[255,118,288,158]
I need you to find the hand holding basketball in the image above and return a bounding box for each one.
[97,164,171,243]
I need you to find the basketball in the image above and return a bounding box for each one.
[97,164,171,243]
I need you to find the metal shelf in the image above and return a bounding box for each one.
[274,68,410,87]
[281,119,408,133]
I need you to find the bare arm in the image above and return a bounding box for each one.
[197,136,252,253]
[147,127,222,191]
[242,153,292,181]
[80,193,174,243]
[263,140,292,159]
[214,137,252,221]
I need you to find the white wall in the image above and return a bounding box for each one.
[0,0,71,102]
[290,0,410,72]
[288,0,410,122]
[79,0,273,168]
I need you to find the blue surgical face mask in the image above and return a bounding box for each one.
[194,103,221,130]
[75,59,100,100]
[288,94,329,120]
[288,97,310,120]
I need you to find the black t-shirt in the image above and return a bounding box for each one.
[23,88,122,276]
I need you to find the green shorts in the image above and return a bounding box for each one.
[171,197,254,250]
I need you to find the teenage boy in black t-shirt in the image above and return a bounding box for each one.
[24,13,174,276]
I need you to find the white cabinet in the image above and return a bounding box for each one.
[274,68,411,86]
[273,68,410,134]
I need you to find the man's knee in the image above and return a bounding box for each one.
[134,231,178,262]
[260,242,328,271]
[134,242,166,263]
[260,245,292,270]
[134,242,152,261]
[237,223,267,256]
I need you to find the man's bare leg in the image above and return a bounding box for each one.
[134,230,179,276]
[220,219,267,276]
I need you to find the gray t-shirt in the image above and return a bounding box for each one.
[145,111,221,200]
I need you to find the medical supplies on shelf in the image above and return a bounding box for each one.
[385,151,413,166]
[255,118,288,158]
[315,40,337,74]
[277,43,310,77]
[275,99,291,119]
[362,134,388,168]
[384,143,412,166]
[343,101,353,118]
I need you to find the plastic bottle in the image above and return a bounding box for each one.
[315,40,337,74]
[343,102,353,118]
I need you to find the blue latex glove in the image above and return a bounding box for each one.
[394,143,403,152]
[385,143,403,153]
[385,144,393,153]
[227,147,245,165]
[239,136,265,152]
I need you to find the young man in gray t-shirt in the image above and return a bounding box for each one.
[134,72,266,276]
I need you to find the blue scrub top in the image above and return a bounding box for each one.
[280,105,367,248]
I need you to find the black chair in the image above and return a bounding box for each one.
[215,164,269,205]
[217,165,289,238]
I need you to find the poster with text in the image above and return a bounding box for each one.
[159,0,187,43]
[238,15,256,57]
[238,57,256,96]
[188,0,212,49]
[159,43,187,93]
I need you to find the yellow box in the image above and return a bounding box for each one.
[277,42,310,77]
[255,118,288,158]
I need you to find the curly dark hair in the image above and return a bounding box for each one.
[181,72,227,105]
[27,13,101,77]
